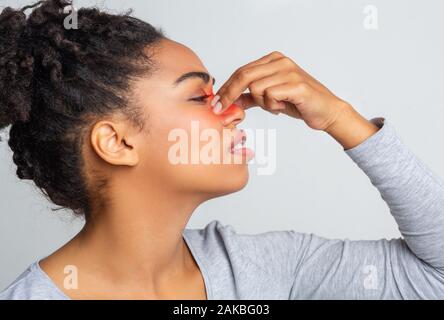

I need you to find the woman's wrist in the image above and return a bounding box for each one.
[324,102,380,150]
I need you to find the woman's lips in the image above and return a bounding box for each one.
[229,129,255,161]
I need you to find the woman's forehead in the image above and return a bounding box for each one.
[153,39,208,78]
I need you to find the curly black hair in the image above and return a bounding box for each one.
[0,0,165,217]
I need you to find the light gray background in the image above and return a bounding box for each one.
[1,0,443,290]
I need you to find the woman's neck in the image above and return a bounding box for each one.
[82,183,202,280]
[41,179,206,298]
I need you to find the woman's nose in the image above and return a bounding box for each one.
[219,103,245,127]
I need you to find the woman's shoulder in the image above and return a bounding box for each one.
[184,220,309,269]
[0,262,68,300]
[183,219,308,251]
[183,220,309,298]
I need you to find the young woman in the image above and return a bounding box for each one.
[1,0,443,300]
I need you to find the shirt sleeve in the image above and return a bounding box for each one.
[286,117,444,299]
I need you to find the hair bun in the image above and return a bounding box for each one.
[0,6,34,130]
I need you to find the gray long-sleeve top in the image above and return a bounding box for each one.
[1,117,444,299]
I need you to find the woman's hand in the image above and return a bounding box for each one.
[212,51,379,149]
[211,51,347,131]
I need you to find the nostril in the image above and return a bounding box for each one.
[219,103,245,127]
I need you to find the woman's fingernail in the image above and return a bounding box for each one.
[213,101,222,114]
[210,94,220,107]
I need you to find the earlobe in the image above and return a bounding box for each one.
[90,120,139,166]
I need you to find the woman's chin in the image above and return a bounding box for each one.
[230,166,250,191]
[215,165,250,196]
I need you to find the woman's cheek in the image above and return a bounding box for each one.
[153,107,221,163]
[179,106,222,131]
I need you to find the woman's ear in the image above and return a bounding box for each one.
[90,120,139,166]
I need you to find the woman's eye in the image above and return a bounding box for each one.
[190,95,211,103]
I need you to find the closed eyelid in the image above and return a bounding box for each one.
[190,94,211,101]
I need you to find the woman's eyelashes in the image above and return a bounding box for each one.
[189,94,211,103]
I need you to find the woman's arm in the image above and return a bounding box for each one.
[323,102,379,150]
[287,116,444,299]
[212,51,444,298]
[333,112,444,271]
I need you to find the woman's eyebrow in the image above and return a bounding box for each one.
[173,71,216,87]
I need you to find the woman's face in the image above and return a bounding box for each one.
[130,38,253,199]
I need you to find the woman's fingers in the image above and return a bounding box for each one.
[248,71,300,110]
[228,71,301,115]
[213,52,289,114]
[215,52,280,105]
[234,81,305,118]
[262,82,305,118]
[216,59,284,111]
[233,91,287,114]
[232,93,257,110]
